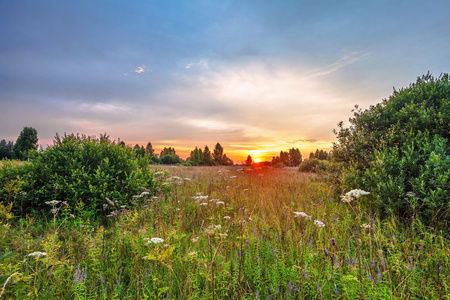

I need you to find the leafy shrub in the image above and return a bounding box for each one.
[333,73,450,227]
[0,133,157,218]
[298,159,329,173]
[365,132,450,224]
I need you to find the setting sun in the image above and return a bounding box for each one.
[253,158,261,163]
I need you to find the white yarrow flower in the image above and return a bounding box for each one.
[45,200,61,206]
[341,189,370,203]
[28,251,47,258]
[314,220,325,228]
[294,212,311,219]
[147,237,164,244]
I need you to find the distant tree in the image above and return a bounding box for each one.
[222,154,234,165]
[117,139,126,147]
[159,147,181,164]
[202,145,214,166]
[160,147,176,157]
[145,142,154,156]
[13,127,38,160]
[134,144,145,157]
[245,155,253,166]
[0,139,14,159]
[160,154,182,165]
[188,147,203,165]
[308,149,329,160]
[280,151,289,166]
[289,148,302,166]
[213,142,224,165]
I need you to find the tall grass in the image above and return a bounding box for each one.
[1,166,449,299]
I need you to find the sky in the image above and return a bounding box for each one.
[1,0,450,162]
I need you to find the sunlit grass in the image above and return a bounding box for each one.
[1,166,449,299]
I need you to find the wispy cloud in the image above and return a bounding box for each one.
[134,65,146,74]
[309,50,372,77]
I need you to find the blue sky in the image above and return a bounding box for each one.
[1,0,449,161]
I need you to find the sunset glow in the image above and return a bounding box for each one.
[1,2,449,162]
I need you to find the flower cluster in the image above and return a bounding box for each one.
[204,224,222,236]
[45,200,61,206]
[294,212,311,219]
[314,220,325,228]
[28,251,47,258]
[340,189,370,203]
[149,237,164,244]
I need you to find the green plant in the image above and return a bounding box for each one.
[333,73,450,226]
[0,133,160,219]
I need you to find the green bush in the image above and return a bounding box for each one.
[333,73,450,227]
[365,132,450,225]
[298,159,330,173]
[0,133,158,218]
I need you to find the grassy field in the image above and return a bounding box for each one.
[1,166,449,299]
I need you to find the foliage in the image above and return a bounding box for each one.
[298,158,330,173]
[0,140,14,160]
[272,148,302,167]
[187,144,233,166]
[309,149,329,160]
[333,73,450,226]
[1,167,449,299]
[12,127,38,161]
[160,154,182,165]
[245,155,253,166]
[0,133,158,218]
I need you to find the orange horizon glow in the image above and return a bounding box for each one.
[38,137,334,164]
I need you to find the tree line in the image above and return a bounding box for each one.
[0,127,39,160]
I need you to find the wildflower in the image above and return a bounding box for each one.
[377,268,382,282]
[183,178,191,181]
[200,202,208,206]
[335,286,339,295]
[45,200,61,206]
[147,237,164,244]
[70,214,75,218]
[318,282,322,295]
[230,176,237,179]
[314,220,325,228]
[323,248,329,256]
[331,238,336,246]
[105,198,115,207]
[51,208,59,214]
[361,223,371,229]
[191,237,199,242]
[215,201,225,205]
[223,216,231,220]
[154,171,165,176]
[294,211,311,219]
[28,251,47,258]
[406,191,416,198]
[141,191,150,195]
[341,189,370,203]
[219,233,228,238]
[187,251,197,257]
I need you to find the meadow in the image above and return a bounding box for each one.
[1,165,450,299]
